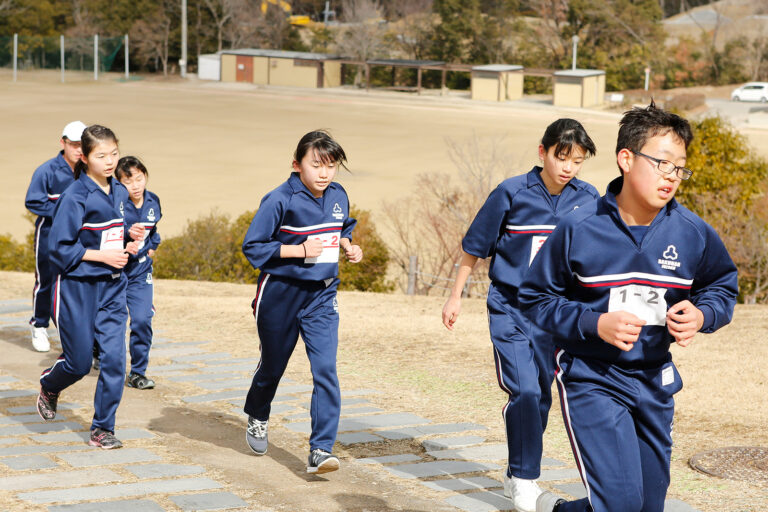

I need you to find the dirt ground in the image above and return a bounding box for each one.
[1,270,765,511]
[2,71,767,245]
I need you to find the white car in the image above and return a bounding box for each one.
[731,82,768,102]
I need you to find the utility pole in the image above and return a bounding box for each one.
[323,1,331,23]
[571,35,579,70]
[180,0,188,78]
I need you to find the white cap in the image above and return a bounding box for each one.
[61,121,87,142]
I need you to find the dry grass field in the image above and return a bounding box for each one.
[2,71,767,246]
[2,73,767,510]
[1,271,765,511]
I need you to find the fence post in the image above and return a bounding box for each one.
[462,277,470,298]
[60,35,64,83]
[407,255,418,295]
[12,33,17,82]
[124,34,129,80]
[93,34,98,81]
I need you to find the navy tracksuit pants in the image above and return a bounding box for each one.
[244,273,341,452]
[30,218,54,328]
[41,274,128,432]
[554,350,682,512]
[126,268,154,376]
[488,283,555,480]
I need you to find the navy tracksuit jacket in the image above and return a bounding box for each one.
[123,190,162,377]
[242,172,356,452]
[462,167,600,479]
[24,152,76,328]
[41,172,132,433]
[519,177,738,511]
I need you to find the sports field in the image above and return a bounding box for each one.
[1,74,767,509]
[1,71,743,243]
[0,271,765,511]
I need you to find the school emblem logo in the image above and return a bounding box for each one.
[146,273,153,284]
[658,245,681,271]
[332,203,344,220]
[147,208,156,222]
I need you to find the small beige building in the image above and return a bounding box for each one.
[471,65,524,102]
[553,69,606,108]
[220,49,342,89]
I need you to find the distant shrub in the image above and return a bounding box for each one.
[677,116,768,210]
[677,116,768,303]
[0,233,34,272]
[338,207,393,293]
[154,206,392,292]
[153,210,257,284]
[0,213,37,272]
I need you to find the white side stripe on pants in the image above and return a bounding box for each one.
[555,349,593,505]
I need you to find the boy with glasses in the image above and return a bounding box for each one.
[519,103,738,512]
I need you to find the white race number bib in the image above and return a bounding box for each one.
[100,226,124,251]
[608,284,667,326]
[304,233,340,264]
[529,236,548,266]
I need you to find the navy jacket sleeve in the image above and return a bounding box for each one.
[462,185,510,258]
[149,194,162,250]
[341,197,356,241]
[689,222,738,332]
[149,227,161,250]
[25,166,55,217]
[242,192,285,270]
[518,219,599,342]
[48,194,87,274]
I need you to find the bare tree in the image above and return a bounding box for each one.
[691,188,768,304]
[382,135,521,295]
[336,0,389,84]
[388,0,434,60]
[202,0,237,51]
[131,2,175,76]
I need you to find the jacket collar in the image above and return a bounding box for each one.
[603,176,678,221]
[287,172,334,199]
[527,166,578,192]
[54,152,75,175]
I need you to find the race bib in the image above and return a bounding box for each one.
[100,226,124,251]
[608,284,667,326]
[529,236,548,266]
[137,229,151,251]
[304,233,340,264]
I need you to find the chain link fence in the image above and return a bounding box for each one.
[0,35,127,80]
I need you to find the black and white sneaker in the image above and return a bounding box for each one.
[307,448,339,474]
[36,387,59,421]
[246,416,268,455]
[126,372,155,390]
[89,428,123,449]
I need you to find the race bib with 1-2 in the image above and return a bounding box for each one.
[529,235,548,266]
[608,284,668,326]
[304,232,340,264]
[100,226,124,251]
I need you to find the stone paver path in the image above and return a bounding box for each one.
[0,298,701,512]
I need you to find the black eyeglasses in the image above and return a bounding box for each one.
[630,150,693,180]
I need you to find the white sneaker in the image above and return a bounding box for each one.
[503,472,543,512]
[30,326,50,352]
[536,491,566,512]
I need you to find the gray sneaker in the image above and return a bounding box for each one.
[307,448,339,474]
[246,416,268,455]
[536,491,566,512]
[88,428,123,449]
